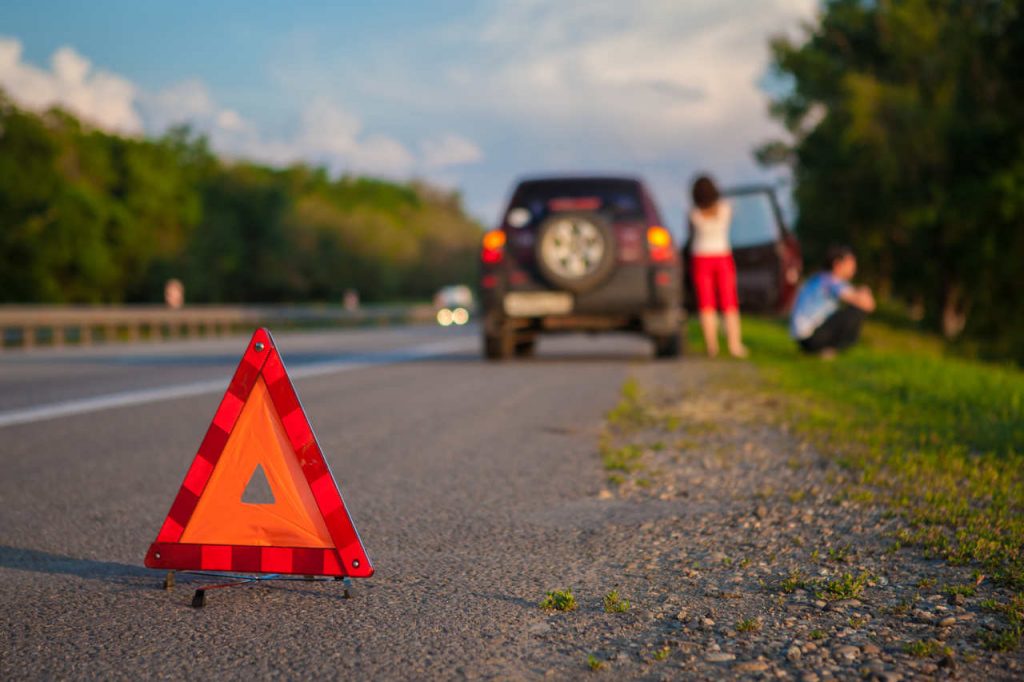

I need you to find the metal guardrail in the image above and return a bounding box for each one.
[0,304,437,350]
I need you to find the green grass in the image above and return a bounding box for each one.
[817,572,872,601]
[603,590,630,613]
[736,618,761,633]
[978,594,1024,650]
[539,588,577,612]
[740,317,1024,592]
[601,443,645,472]
[943,583,978,598]
[586,654,605,671]
[778,571,809,593]
[903,639,952,658]
[605,378,653,431]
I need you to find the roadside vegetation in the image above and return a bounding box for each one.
[737,316,1023,646]
[539,588,577,612]
[0,90,482,304]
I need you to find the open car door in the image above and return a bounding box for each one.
[683,185,801,314]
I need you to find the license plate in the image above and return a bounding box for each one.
[503,291,573,317]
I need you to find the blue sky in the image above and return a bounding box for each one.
[0,1,814,231]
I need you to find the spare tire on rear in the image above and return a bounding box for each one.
[534,212,616,294]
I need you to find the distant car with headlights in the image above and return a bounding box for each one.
[434,284,473,326]
[683,184,802,313]
[479,175,683,360]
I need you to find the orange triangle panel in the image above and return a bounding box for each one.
[144,328,373,578]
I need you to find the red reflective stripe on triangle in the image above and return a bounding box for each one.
[212,391,245,433]
[322,550,341,575]
[261,547,293,573]
[196,425,230,465]
[147,543,346,576]
[324,507,359,548]
[231,545,262,572]
[155,516,183,543]
[309,474,342,518]
[201,545,232,571]
[261,351,286,384]
[281,410,314,452]
[181,455,214,496]
[299,449,329,480]
[292,548,325,575]
[166,488,199,533]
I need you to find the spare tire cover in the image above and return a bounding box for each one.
[534,211,616,294]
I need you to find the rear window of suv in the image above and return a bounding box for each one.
[505,179,645,227]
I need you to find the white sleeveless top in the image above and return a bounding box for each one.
[689,201,732,256]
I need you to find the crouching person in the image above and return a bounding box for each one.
[790,245,876,357]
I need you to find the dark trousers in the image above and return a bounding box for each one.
[799,307,866,353]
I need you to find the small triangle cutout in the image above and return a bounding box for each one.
[242,463,275,504]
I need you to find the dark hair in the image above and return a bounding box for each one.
[691,175,719,210]
[824,244,854,270]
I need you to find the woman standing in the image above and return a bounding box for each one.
[688,174,748,358]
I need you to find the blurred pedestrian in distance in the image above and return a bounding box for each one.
[790,245,876,358]
[688,174,748,358]
[164,279,184,309]
[343,289,360,311]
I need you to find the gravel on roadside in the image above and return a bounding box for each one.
[518,358,1024,680]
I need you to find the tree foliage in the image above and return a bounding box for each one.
[0,92,482,305]
[762,0,1024,362]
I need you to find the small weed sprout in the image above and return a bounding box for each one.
[587,654,604,671]
[809,629,827,640]
[736,618,761,633]
[779,571,808,594]
[827,544,852,563]
[652,645,670,661]
[603,590,630,613]
[817,572,871,601]
[539,588,577,612]
[903,639,951,658]
[943,583,977,598]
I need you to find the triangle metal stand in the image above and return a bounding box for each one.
[161,570,354,608]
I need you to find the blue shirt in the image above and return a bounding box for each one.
[790,273,851,340]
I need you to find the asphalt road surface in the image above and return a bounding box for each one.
[0,324,656,679]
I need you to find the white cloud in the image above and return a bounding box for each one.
[399,0,816,223]
[445,0,816,165]
[139,78,219,132]
[0,37,142,133]
[302,98,415,175]
[419,134,483,169]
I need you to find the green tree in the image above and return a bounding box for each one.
[762,0,1024,360]
[0,91,483,307]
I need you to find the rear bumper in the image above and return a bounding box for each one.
[480,263,682,336]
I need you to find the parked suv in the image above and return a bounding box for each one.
[684,184,802,313]
[479,176,683,360]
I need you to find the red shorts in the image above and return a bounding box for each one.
[691,254,739,312]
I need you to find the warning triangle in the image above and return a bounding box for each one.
[144,328,373,578]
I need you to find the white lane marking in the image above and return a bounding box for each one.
[0,337,475,429]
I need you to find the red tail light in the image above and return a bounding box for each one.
[647,226,675,263]
[481,229,506,264]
